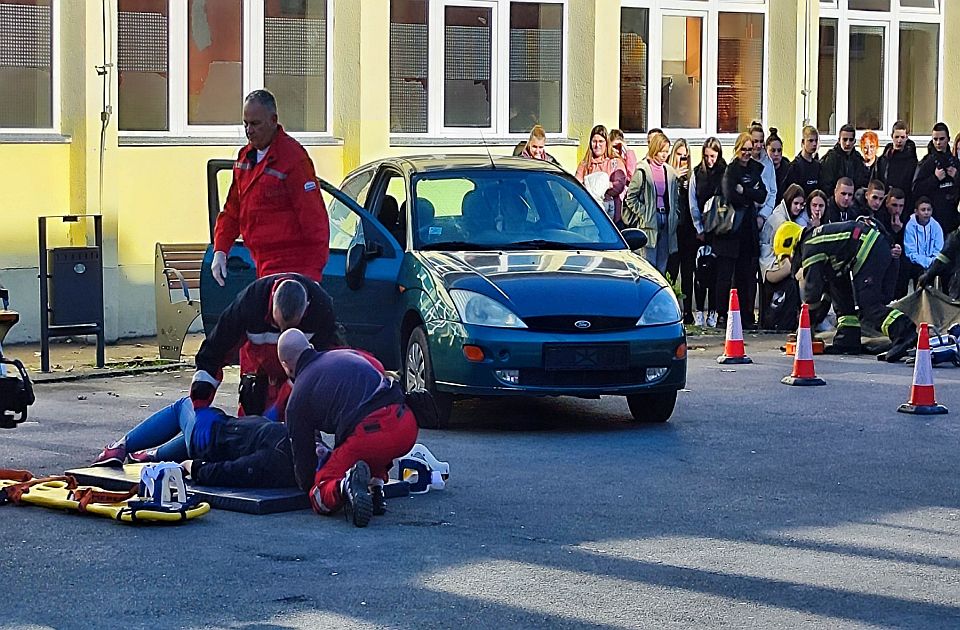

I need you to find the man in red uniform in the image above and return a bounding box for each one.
[212,90,330,284]
[278,329,420,528]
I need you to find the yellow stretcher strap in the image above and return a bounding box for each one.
[881,309,905,337]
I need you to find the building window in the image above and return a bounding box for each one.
[898,21,938,133]
[390,0,429,133]
[118,0,332,135]
[264,0,328,132]
[389,0,566,136]
[118,0,169,131]
[716,12,763,135]
[508,2,562,133]
[661,15,701,130]
[619,7,648,133]
[619,1,766,137]
[0,0,53,129]
[818,1,942,134]
[848,24,884,131]
[816,19,838,135]
[444,5,492,128]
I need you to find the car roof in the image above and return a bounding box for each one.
[343,154,568,181]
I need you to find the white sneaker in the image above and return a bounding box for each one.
[707,311,718,328]
[694,311,705,327]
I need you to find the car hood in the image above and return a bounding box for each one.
[415,250,668,317]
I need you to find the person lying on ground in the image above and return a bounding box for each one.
[278,328,424,528]
[91,397,296,488]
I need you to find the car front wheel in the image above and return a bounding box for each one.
[404,326,453,428]
[626,391,677,423]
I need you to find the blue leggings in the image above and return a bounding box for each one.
[124,397,199,461]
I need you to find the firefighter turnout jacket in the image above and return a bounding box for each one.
[800,218,914,349]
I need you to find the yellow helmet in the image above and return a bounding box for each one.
[773,221,804,258]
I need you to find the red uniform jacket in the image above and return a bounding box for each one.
[214,126,330,280]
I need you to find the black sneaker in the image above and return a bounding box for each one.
[371,484,386,516]
[341,461,373,528]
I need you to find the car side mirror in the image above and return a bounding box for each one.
[345,241,368,290]
[621,228,648,251]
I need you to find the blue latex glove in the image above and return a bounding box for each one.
[191,407,220,452]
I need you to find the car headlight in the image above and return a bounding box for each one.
[636,288,682,326]
[449,289,527,328]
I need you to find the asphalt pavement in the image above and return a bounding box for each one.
[1,337,959,629]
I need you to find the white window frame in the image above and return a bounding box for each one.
[397,0,568,139]
[2,0,61,134]
[819,0,943,135]
[121,0,334,138]
[619,0,769,142]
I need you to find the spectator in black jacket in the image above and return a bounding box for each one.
[716,132,767,329]
[825,178,857,224]
[877,188,909,298]
[875,121,919,209]
[189,273,338,420]
[913,122,960,236]
[820,123,870,196]
[784,125,822,197]
[92,397,297,488]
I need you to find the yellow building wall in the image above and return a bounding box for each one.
[3,0,958,345]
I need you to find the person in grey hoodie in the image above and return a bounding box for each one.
[750,122,777,227]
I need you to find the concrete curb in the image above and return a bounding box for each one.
[30,362,191,384]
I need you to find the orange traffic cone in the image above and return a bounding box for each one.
[782,304,825,386]
[898,323,948,415]
[717,289,752,365]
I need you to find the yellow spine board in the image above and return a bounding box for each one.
[0,479,210,523]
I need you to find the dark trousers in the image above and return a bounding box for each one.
[715,255,758,328]
[668,222,699,316]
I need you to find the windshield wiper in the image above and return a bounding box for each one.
[418,241,497,251]
[501,239,579,250]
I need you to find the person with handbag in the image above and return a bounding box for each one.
[758,184,808,331]
[576,125,627,226]
[623,131,680,275]
[688,137,727,327]
[715,132,767,330]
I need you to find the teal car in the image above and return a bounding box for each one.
[322,156,686,425]
[202,156,686,426]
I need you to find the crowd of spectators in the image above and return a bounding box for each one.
[521,118,959,331]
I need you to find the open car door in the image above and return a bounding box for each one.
[319,179,405,369]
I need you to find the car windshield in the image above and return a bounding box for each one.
[410,169,626,251]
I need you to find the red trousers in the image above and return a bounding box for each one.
[309,403,419,514]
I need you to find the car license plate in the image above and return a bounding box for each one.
[543,343,630,371]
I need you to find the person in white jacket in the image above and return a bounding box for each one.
[903,197,945,288]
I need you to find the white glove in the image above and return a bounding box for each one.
[211,251,227,287]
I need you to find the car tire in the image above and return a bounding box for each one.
[404,326,453,428]
[626,391,677,423]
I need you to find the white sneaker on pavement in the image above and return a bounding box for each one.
[707,311,718,328]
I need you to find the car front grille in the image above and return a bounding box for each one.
[523,315,638,333]
[518,368,645,388]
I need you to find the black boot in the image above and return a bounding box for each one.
[341,461,373,528]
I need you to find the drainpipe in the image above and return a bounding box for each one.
[96,0,114,215]
[801,0,811,126]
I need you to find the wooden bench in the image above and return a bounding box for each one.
[155,243,206,361]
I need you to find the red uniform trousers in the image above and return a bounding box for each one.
[309,403,419,514]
